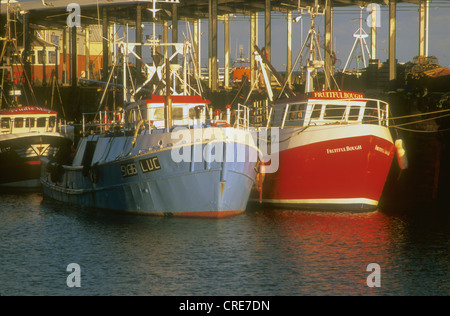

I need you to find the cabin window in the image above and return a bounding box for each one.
[1,118,10,129]
[26,118,35,128]
[281,103,305,127]
[348,106,361,121]
[50,34,59,46]
[311,104,323,119]
[49,116,56,128]
[189,107,197,120]
[37,117,47,128]
[149,108,165,121]
[363,107,379,125]
[288,104,304,121]
[173,107,184,120]
[48,51,57,64]
[323,105,346,120]
[14,118,24,128]
[38,50,46,65]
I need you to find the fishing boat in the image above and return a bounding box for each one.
[249,2,396,211]
[0,1,71,189]
[251,91,395,211]
[0,106,72,189]
[40,95,258,218]
[40,19,258,218]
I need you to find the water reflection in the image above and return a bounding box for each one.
[244,210,393,295]
[1,192,448,296]
[246,208,449,295]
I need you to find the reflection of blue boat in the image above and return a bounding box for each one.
[40,96,258,218]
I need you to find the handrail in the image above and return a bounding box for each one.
[235,104,250,130]
[82,110,125,135]
[81,107,209,135]
[272,98,390,128]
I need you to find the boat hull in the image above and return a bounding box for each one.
[0,133,71,189]
[41,128,258,218]
[251,124,395,211]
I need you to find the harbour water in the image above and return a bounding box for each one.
[0,191,448,296]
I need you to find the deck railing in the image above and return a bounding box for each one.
[276,98,390,129]
[235,104,251,129]
[82,111,126,135]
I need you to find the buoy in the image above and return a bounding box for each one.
[395,139,408,170]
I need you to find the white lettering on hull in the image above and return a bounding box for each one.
[326,145,362,154]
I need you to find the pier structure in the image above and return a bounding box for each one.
[2,0,432,93]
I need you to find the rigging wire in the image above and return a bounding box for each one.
[386,108,450,134]
[395,126,450,133]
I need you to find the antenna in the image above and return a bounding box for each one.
[298,0,327,18]
[146,0,162,49]
[342,6,372,75]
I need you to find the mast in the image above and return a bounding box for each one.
[279,0,338,95]
[342,6,371,75]
[123,25,128,106]
[303,0,327,93]
[165,58,172,131]
[1,0,13,107]
[0,0,12,65]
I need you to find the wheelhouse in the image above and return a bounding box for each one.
[81,95,213,135]
[0,106,58,134]
[127,95,211,129]
[269,91,389,128]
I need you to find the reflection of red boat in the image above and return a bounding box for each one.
[251,90,395,211]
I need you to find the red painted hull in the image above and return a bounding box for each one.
[252,125,395,210]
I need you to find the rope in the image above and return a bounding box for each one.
[388,109,450,133]
[395,126,450,133]
[390,113,450,128]
[388,109,450,122]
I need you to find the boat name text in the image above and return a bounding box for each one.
[139,156,161,174]
[312,91,364,100]
[326,145,362,154]
[375,145,391,156]
[121,163,138,178]
[121,157,162,178]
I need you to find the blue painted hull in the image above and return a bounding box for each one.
[41,128,258,218]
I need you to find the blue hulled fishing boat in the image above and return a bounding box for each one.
[40,23,259,217]
[41,96,258,218]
